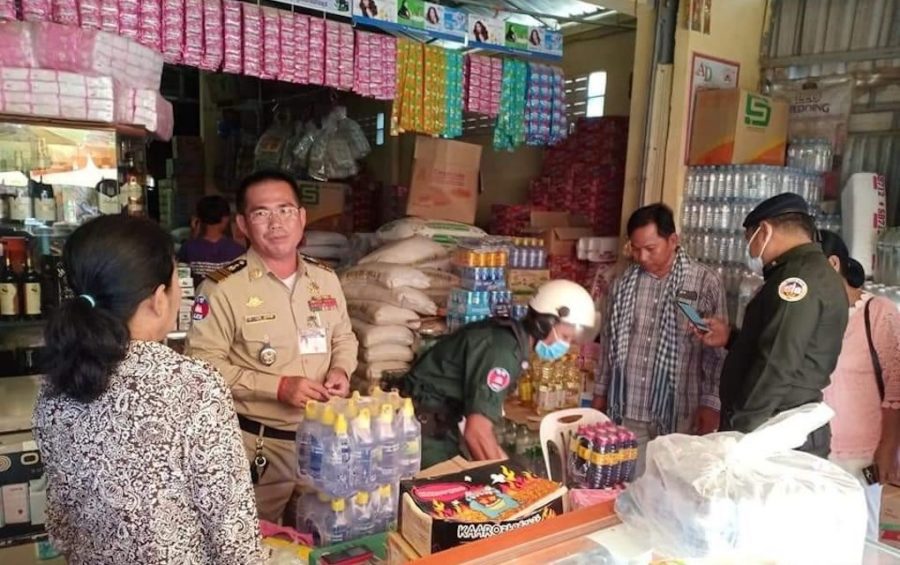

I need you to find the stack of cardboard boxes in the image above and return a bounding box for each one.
[158,136,206,230]
[176,264,195,333]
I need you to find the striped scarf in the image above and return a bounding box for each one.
[607,247,687,434]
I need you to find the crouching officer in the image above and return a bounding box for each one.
[404,280,596,468]
[700,193,848,457]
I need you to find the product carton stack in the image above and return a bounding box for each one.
[159,136,206,229]
[446,237,513,331]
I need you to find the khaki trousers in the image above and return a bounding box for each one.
[240,430,307,524]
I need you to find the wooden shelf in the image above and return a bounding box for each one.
[0,113,148,137]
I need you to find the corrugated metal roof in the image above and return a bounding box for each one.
[449,0,625,30]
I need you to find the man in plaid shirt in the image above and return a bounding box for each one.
[592,204,727,474]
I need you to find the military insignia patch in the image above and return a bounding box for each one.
[486,368,511,392]
[778,277,808,302]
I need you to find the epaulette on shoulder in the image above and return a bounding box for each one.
[206,259,247,283]
[301,254,334,273]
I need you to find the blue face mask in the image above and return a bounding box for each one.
[536,330,570,362]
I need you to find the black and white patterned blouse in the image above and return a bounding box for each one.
[33,340,265,565]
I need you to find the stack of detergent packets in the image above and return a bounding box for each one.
[295,390,421,547]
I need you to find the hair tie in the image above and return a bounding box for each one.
[79,294,96,308]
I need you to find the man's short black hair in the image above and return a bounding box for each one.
[627,203,677,238]
[195,195,232,226]
[757,213,816,240]
[236,169,302,213]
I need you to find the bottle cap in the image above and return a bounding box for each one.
[321,406,336,426]
[305,400,320,420]
[356,491,370,505]
[379,403,394,423]
[356,408,371,428]
[402,397,415,417]
[332,498,346,512]
[334,414,348,435]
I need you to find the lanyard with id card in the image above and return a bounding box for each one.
[299,314,328,355]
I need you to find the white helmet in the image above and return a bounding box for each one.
[529,280,596,328]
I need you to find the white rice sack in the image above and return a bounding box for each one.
[301,244,349,260]
[424,288,450,309]
[343,283,437,316]
[415,257,453,272]
[356,360,411,381]
[420,268,460,290]
[377,217,486,245]
[359,235,448,266]
[340,263,429,289]
[348,300,420,327]
[304,230,349,247]
[360,343,415,363]
[351,318,415,347]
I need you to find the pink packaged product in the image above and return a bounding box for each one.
[0,23,37,68]
[261,7,280,79]
[100,0,117,34]
[354,33,395,100]
[52,0,79,26]
[292,13,309,84]
[277,11,294,83]
[201,0,223,71]
[0,0,15,21]
[465,54,502,116]
[182,0,203,68]
[222,0,241,74]
[241,3,261,78]
[307,17,324,86]
[139,0,162,52]
[118,0,139,41]
[162,0,184,63]
[114,83,135,123]
[134,89,173,140]
[22,0,51,21]
[353,31,372,97]
[32,21,95,72]
[381,35,396,100]
[78,0,100,29]
[338,22,354,91]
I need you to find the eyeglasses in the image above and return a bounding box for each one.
[247,206,300,225]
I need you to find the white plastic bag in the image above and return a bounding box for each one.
[376,217,486,244]
[340,263,429,290]
[343,283,437,316]
[351,318,415,348]
[615,404,866,564]
[358,235,448,266]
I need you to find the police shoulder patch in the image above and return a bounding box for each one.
[191,295,210,321]
[778,277,808,302]
[206,259,247,283]
[301,254,334,273]
[486,367,511,392]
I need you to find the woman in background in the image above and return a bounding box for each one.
[33,215,264,564]
[820,230,900,541]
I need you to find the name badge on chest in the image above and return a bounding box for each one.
[299,327,328,355]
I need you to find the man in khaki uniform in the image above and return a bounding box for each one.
[187,170,358,523]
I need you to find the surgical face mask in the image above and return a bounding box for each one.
[745,225,771,275]
[535,328,570,361]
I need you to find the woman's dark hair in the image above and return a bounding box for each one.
[627,203,677,238]
[522,307,558,341]
[819,229,865,289]
[44,216,175,402]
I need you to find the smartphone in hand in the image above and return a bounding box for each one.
[676,300,710,333]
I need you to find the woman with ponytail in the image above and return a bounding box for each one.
[33,215,264,564]
[820,230,900,541]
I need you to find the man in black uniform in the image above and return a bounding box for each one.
[404,280,596,468]
[701,193,848,457]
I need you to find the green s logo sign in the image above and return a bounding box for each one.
[744,95,771,127]
[299,184,319,206]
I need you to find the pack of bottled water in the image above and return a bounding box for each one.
[295,389,421,546]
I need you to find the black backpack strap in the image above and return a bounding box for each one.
[864,298,885,401]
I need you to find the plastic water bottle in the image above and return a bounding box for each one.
[375,484,397,532]
[325,498,350,546]
[350,409,376,490]
[323,414,352,497]
[297,401,320,481]
[375,404,400,483]
[304,492,330,546]
[398,398,421,479]
[311,406,335,489]
[350,491,375,539]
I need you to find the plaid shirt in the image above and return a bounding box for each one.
[595,257,728,423]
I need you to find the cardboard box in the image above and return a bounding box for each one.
[399,459,566,556]
[0,439,46,544]
[507,269,551,294]
[524,211,594,257]
[688,89,788,166]
[407,137,482,224]
[297,181,348,231]
[387,532,421,565]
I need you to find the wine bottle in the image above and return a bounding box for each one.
[23,255,41,320]
[0,245,20,321]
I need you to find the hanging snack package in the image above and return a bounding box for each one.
[222,0,241,74]
[423,45,447,136]
[443,51,464,138]
[293,13,310,84]
[52,0,80,26]
[201,0,223,71]
[22,0,51,21]
[100,0,117,33]
[161,0,184,63]
[262,7,280,79]
[278,11,295,83]
[182,0,203,67]
[308,17,325,85]
[117,0,139,40]
[241,2,262,77]
[138,0,162,51]
[339,21,354,91]
[549,66,568,145]
[78,0,101,29]
[254,112,294,170]
[494,59,527,151]
[324,20,341,89]
[381,35,397,100]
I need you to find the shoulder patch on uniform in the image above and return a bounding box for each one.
[778,277,808,302]
[486,367,511,392]
[191,295,210,321]
[206,259,247,283]
[301,254,334,273]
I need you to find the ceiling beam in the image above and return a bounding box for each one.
[450,0,635,29]
[578,0,650,17]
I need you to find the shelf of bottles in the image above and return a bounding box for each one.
[680,161,835,327]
